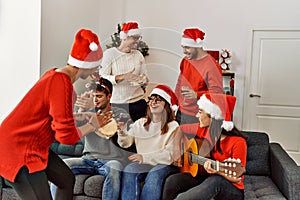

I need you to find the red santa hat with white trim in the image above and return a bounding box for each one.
[119,22,142,39]
[197,93,236,131]
[150,84,179,112]
[68,29,103,69]
[181,28,205,48]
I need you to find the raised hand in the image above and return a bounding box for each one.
[75,91,94,111]
[96,111,113,128]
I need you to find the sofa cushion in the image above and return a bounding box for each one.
[73,174,104,198]
[243,132,270,176]
[84,175,104,197]
[244,175,286,199]
[1,188,21,200]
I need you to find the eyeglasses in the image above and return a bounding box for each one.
[148,96,163,103]
[131,35,142,41]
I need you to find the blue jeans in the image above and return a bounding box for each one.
[51,157,123,200]
[121,162,178,200]
[175,174,244,200]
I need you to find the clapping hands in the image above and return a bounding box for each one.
[75,91,94,112]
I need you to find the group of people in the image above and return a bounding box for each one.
[0,21,247,200]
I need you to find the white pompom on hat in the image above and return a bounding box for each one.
[119,22,142,39]
[68,29,103,69]
[181,28,205,48]
[150,84,179,112]
[197,93,236,131]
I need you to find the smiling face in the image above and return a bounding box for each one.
[182,46,199,60]
[93,90,111,110]
[196,108,212,128]
[148,95,166,114]
[124,35,142,50]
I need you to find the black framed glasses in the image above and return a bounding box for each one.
[148,96,163,103]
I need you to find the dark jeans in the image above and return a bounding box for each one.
[112,98,147,122]
[6,150,74,200]
[163,173,244,200]
[176,110,199,125]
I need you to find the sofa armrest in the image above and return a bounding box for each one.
[269,143,300,200]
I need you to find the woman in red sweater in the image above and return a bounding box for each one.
[163,93,248,200]
[0,29,103,200]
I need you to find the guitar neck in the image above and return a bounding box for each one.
[190,153,220,171]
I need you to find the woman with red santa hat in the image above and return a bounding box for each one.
[117,84,182,200]
[0,29,103,200]
[163,93,248,200]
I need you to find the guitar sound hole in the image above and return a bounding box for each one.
[188,149,193,166]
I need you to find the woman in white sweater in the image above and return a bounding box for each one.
[118,84,182,200]
[99,21,149,122]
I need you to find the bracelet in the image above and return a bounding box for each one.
[87,122,96,132]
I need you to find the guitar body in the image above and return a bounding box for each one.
[180,136,246,182]
[180,136,211,177]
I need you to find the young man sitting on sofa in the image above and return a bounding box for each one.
[51,77,134,200]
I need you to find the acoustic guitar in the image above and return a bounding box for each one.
[180,137,245,182]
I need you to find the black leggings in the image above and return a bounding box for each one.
[6,150,75,200]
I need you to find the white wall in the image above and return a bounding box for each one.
[40,0,103,93]
[111,0,300,128]
[3,0,299,129]
[0,0,41,122]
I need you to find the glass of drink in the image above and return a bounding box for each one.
[181,86,189,104]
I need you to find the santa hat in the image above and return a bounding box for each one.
[197,93,236,131]
[181,28,205,48]
[68,29,103,69]
[150,84,178,111]
[119,22,141,39]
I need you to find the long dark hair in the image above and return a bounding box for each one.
[210,118,248,154]
[143,97,175,135]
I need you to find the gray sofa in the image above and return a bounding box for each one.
[1,131,300,200]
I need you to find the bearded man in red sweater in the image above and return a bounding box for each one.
[0,29,103,200]
[175,28,223,139]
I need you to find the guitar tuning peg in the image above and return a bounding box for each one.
[225,169,228,173]
[236,158,241,163]
[228,163,232,167]
[233,172,236,176]
[229,171,232,175]
[232,158,236,162]
[233,163,236,168]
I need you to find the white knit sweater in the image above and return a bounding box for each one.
[99,47,148,103]
[118,118,180,165]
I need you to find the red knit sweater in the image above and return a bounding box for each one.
[175,55,223,116]
[211,136,247,190]
[0,69,81,182]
